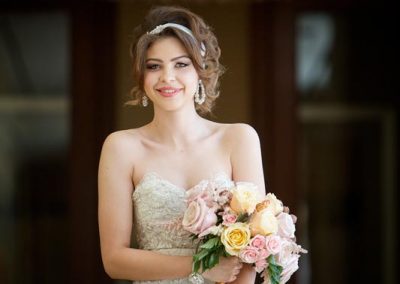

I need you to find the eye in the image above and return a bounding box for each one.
[146,64,160,70]
[176,62,190,68]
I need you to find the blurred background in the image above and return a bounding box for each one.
[0,0,398,283]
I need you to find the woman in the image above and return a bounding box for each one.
[98,6,265,284]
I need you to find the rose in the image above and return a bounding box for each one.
[277,212,296,239]
[199,224,222,238]
[221,223,251,256]
[264,193,284,215]
[239,246,259,263]
[280,254,300,284]
[230,182,263,215]
[250,235,266,250]
[275,239,298,266]
[182,199,217,235]
[255,258,268,273]
[265,235,282,255]
[222,212,237,226]
[186,186,214,208]
[258,249,270,259]
[249,209,278,236]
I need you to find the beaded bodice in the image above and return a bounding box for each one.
[131,171,234,284]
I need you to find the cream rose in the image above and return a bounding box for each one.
[221,223,251,256]
[230,182,263,215]
[264,193,284,215]
[249,209,278,236]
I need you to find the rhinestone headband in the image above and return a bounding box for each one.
[147,23,206,57]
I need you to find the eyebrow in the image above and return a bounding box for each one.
[145,55,190,63]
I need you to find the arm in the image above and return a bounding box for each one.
[229,124,266,283]
[98,132,192,280]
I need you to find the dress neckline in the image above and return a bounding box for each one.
[134,171,232,192]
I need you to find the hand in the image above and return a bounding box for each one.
[201,256,243,283]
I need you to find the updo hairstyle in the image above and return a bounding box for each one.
[127,6,224,114]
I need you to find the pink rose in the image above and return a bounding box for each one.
[277,212,296,239]
[250,235,266,250]
[182,199,217,235]
[255,258,268,273]
[265,235,282,255]
[258,249,270,260]
[239,246,259,263]
[222,213,237,226]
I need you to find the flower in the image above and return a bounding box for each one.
[199,224,223,238]
[249,235,266,250]
[277,212,296,239]
[239,246,259,263]
[249,209,278,236]
[222,212,237,226]
[280,254,300,284]
[230,182,263,215]
[255,258,268,273]
[264,193,284,215]
[265,235,282,255]
[221,222,251,256]
[182,199,217,235]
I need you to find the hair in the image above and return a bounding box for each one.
[126,6,224,115]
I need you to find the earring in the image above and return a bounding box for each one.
[194,80,206,105]
[142,95,148,107]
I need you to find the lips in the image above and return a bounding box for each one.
[156,86,182,97]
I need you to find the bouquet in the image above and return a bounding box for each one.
[182,181,307,284]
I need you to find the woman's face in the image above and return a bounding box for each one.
[143,36,199,112]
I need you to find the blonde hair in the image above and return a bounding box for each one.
[127,6,224,115]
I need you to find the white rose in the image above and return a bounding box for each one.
[277,212,296,239]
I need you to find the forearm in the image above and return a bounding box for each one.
[103,247,192,281]
[230,264,256,284]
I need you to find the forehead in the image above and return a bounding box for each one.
[146,36,188,59]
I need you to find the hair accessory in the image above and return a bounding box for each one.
[194,79,206,105]
[142,95,149,107]
[147,23,206,57]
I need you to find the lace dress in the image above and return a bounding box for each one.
[131,172,234,284]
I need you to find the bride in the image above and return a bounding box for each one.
[98,6,265,284]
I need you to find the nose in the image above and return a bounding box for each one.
[159,66,176,83]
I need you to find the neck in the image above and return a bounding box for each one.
[147,106,206,148]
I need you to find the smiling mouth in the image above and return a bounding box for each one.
[156,88,182,97]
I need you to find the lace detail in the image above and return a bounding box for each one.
[131,172,233,284]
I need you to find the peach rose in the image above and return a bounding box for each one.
[249,209,278,236]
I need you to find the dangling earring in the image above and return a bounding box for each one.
[194,80,206,105]
[142,95,148,107]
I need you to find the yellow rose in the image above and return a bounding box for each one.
[264,193,284,215]
[249,209,278,236]
[221,223,251,256]
[230,182,263,215]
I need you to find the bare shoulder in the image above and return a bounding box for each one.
[220,123,260,147]
[100,128,144,164]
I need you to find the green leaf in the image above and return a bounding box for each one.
[200,237,219,249]
[193,249,210,261]
[237,213,250,223]
[193,260,201,273]
[267,255,283,284]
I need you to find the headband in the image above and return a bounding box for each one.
[147,23,206,57]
